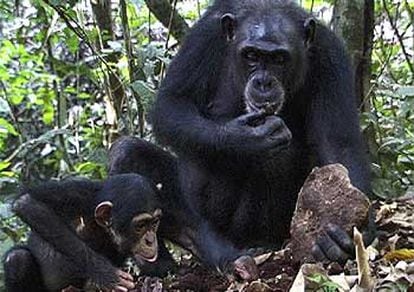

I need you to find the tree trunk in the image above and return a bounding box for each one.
[144,0,189,43]
[332,0,374,110]
[120,0,146,137]
[332,0,376,162]
[91,0,125,141]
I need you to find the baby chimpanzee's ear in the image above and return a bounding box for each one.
[94,201,113,227]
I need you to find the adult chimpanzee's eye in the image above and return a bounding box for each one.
[274,54,286,64]
[273,51,290,65]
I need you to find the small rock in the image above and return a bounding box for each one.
[288,164,371,263]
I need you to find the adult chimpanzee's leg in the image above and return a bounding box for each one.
[3,246,46,292]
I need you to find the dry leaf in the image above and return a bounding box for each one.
[354,227,374,290]
[384,249,414,261]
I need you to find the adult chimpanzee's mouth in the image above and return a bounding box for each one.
[244,83,285,115]
[245,97,261,112]
[245,97,282,115]
[136,252,158,263]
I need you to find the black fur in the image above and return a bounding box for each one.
[109,137,244,273]
[3,174,160,291]
[149,0,370,256]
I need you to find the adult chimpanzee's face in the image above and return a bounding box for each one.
[222,12,310,114]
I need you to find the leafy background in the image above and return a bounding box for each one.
[0,0,413,289]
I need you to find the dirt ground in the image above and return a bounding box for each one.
[129,197,414,291]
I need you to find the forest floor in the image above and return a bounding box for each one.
[129,197,414,292]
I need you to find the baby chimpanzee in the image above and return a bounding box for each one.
[3,174,162,292]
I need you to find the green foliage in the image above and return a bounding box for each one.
[306,273,342,292]
[362,0,414,198]
[0,0,413,285]
[0,0,210,252]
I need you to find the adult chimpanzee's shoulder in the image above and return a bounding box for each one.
[157,6,227,100]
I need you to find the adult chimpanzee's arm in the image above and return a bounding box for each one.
[306,25,374,263]
[160,202,258,280]
[13,194,120,288]
[306,25,371,194]
[151,95,291,158]
[150,13,291,158]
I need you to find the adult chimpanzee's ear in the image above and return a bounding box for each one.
[304,18,316,47]
[221,13,237,41]
[95,201,113,228]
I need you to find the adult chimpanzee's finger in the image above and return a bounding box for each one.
[115,270,135,290]
[255,116,285,135]
[311,243,327,262]
[325,223,354,255]
[116,270,134,281]
[236,111,267,125]
[262,117,292,150]
[113,286,128,292]
[118,279,135,290]
[316,233,350,264]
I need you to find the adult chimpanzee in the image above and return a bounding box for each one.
[3,174,162,292]
[112,0,372,270]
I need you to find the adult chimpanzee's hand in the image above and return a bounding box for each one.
[225,255,259,282]
[312,222,376,264]
[311,224,354,264]
[222,112,292,154]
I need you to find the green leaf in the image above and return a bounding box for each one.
[43,108,54,125]
[0,98,11,114]
[78,92,91,99]
[131,80,155,105]
[0,118,18,136]
[63,27,80,54]
[396,86,414,97]
[307,273,341,292]
[9,93,24,105]
[0,171,16,178]
[0,162,10,171]
[75,162,99,173]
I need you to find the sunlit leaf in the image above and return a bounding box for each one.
[396,86,414,97]
[0,98,11,114]
[0,162,10,171]
[0,118,18,136]
[384,249,414,261]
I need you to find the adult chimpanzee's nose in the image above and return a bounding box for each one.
[253,75,275,93]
